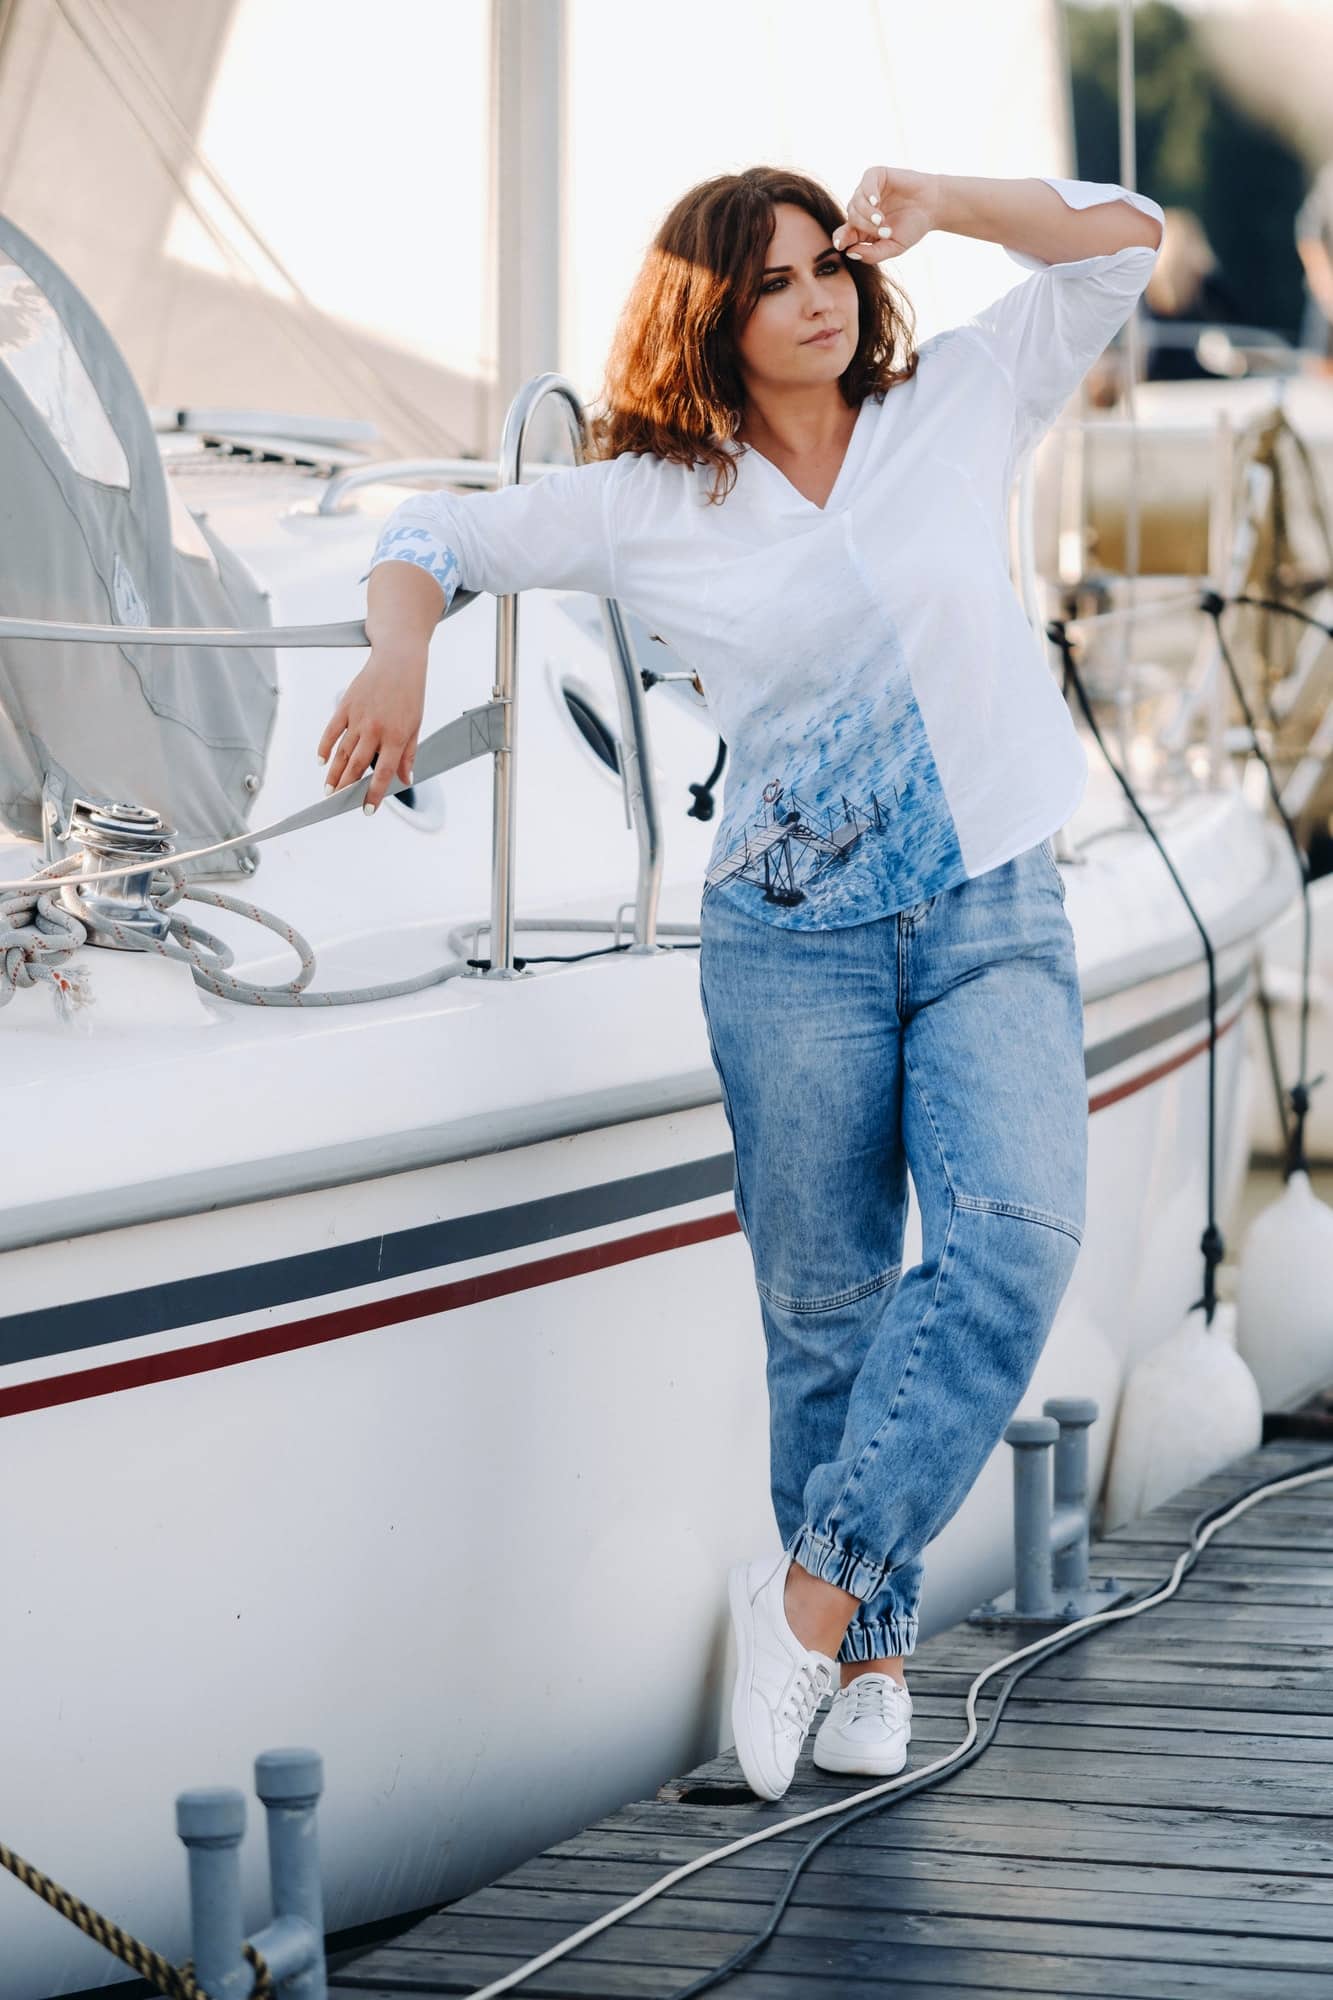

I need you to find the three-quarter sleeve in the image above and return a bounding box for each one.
[961,176,1165,479]
[358,455,624,607]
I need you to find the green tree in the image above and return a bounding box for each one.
[1064,0,1308,339]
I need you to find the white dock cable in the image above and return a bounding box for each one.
[459,1451,1333,1999]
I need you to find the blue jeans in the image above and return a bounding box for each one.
[698,838,1087,1664]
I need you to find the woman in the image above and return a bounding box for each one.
[320,162,1163,1804]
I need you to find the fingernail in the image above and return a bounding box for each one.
[363,801,376,815]
[847,251,862,261]
[324,782,334,795]
[871,210,882,224]
[878,225,892,238]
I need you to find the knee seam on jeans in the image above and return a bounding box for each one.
[954,1191,1083,1246]
[756,1261,902,1314]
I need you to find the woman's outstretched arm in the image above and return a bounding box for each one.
[834,166,1164,492]
[925,175,1162,263]
[833,167,1162,264]
[321,454,626,808]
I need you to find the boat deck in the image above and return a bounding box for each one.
[331,1430,1333,1999]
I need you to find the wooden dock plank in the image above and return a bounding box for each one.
[898,1665,1333,1710]
[902,1711,1333,1761]
[332,1918,1333,1998]
[331,1435,1333,2000]
[507,1827,1333,1904]
[667,1750,1329,1818]
[900,1693,1333,1740]
[603,1796,1333,1876]
[446,1856,1333,1940]
[332,1984,1064,2000]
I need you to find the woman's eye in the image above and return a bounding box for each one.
[761,260,843,296]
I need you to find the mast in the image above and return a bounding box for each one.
[490,0,565,447]
[1117,0,1143,733]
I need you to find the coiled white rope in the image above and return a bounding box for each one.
[0,858,93,1019]
[1,856,470,1011]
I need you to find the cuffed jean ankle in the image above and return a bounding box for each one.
[698,838,1087,1666]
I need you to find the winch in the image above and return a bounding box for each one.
[55,798,175,947]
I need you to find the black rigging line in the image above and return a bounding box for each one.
[1047,614,1225,1321]
[1198,589,1324,1176]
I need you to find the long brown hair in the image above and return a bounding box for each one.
[586,166,919,503]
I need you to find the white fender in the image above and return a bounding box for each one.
[1100,1301,1263,1534]
[1235,1169,1333,1411]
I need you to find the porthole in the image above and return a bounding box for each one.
[561,682,621,776]
[384,775,446,832]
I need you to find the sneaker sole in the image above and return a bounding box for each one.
[727,1559,789,1801]
[812,1725,911,1777]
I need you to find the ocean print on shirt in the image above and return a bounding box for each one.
[702,573,966,928]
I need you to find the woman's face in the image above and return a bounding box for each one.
[734,200,859,396]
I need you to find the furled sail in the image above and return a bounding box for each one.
[0,212,276,877]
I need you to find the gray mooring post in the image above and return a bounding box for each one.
[1047,1395,1099,1597]
[1008,1416,1061,1617]
[967,1396,1136,1626]
[177,1749,327,2000]
[176,1790,250,2000]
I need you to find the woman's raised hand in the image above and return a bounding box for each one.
[832,166,939,263]
[317,646,428,814]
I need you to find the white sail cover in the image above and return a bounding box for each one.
[0,212,276,877]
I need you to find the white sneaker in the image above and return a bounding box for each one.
[727,1552,838,1801]
[812,1671,912,1776]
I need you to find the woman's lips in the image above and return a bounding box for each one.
[804,328,841,345]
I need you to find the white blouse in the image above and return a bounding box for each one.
[364,175,1164,928]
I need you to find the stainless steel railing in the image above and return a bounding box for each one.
[483,372,663,975]
[317,456,571,515]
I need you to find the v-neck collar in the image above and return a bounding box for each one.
[740,395,877,515]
